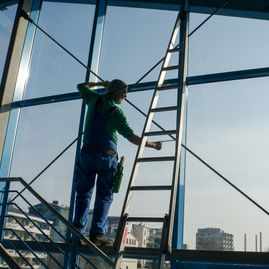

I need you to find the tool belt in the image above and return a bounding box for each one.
[81,144,118,157]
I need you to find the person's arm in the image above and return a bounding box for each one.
[127,134,162,150]
[77,81,109,92]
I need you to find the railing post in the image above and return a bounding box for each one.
[0,181,10,242]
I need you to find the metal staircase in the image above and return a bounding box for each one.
[0,177,114,269]
[113,8,189,269]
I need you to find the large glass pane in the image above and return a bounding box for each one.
[23,1,95,99]
[100,6,178,84]
[189,12,269,76]
[184,77,269,251]
[99,7,179,217]
[0,2,18,82]
[10,100,81,206]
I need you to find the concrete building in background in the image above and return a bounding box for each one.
[196,228,234,251]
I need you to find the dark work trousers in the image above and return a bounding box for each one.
[73,148,117,237]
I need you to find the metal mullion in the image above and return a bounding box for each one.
[187,66,269,85]
[67,0,109,268]
[68,0,108,221]
[167,0,189,254]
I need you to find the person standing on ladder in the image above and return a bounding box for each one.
[73,79,162,246]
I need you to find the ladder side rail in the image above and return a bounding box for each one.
[166,5,190,253]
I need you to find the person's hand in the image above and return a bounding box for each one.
[103,80,110,88]
[154,141,162,150]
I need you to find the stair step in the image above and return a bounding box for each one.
[137,156,175,162]
[151,106,178,113]
[130,185,172,191]
[144,130,176,136]
[162,65,179,71]
[127,216,165,222]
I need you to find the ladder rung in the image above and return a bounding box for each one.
[130,185,172,191]
[127,217,165,222]
[156,84,179,91]
[162,65,179,71]
[168,47,181,53]
[144,130,176,136]
[137,156,175,162]
[151,106,177,113]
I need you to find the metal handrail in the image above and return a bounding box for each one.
[0,177,114,267]
[6,190,67,242]
[4,215,64,269]
[2,201,98,269]
[4,238,35,269]
[5,202,69,257]
[4,228,49,269]
[0,243,20,269]
[5,195,101,269]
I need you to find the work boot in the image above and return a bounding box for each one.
[89,235,113,247]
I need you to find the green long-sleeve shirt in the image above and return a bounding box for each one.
[79,85,134,145]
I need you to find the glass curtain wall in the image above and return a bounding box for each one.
[1,1,97,268]
[0,2,18,84]
[10,0,95,209]
[98,6,179,238]
[2,0,269,263]
[184,13,269,251]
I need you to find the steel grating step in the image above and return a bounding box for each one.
[144,130,176,136]
[151,106,178,113]
[137,156,175,162]
[129,185,172,191]
[162,65,179,71]
[127,216,165,222]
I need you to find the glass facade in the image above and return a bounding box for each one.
[0,2,18,84]
[1,0,269,268]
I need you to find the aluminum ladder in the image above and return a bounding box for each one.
[113,9,189,269]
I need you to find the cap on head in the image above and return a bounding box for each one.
[107,79,128,94]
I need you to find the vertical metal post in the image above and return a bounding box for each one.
[171,0,189,268]
[255,234,258,252]
[244,233,247,251]
[260,232,262,252]
[66,0,108,268]
[0,182,10,242]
